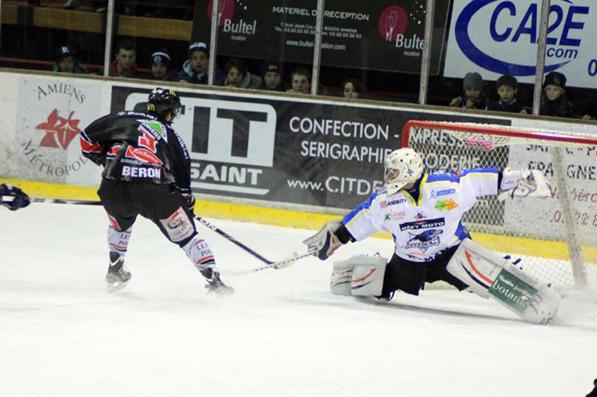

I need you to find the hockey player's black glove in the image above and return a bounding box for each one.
[0,184,31,211]
[182,192,196,213]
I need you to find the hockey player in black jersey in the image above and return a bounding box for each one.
[80,88,232,294]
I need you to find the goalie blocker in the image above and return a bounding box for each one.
[331,239,560,324]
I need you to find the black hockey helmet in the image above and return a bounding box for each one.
[147,88,181,120]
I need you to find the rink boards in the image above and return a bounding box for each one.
[2,177,594,267]
[0,69,596,269]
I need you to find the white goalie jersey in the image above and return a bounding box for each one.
[342,168,501,263]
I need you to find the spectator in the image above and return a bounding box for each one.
[149,49,176,81]
[109,40,138,78]
[486,75,526,113]
[341,78,365,99]
[287,67,311,95]
[540,71,592,120]
[178,41,225,85]
[449,72,487,110]
[223,58,262,89]
[258,57,285,91]
[51,45,87,74]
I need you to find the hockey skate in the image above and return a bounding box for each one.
[105,253,131,292]
[200,267,234,296]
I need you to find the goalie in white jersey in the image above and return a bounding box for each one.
[304,148,560,324]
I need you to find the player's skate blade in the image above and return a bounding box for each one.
[201,267,234,296]
[105,265,131,293]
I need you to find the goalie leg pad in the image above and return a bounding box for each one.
[330,255,387,297]
[330,260,354,296]
[447,239,560,324]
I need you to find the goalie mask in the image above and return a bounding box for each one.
[384,148,424,195]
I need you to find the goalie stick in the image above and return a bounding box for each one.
[31,197,312,270]
[228,249,317,276]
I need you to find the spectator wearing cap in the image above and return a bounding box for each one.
[149,49,176,81]
[449,72,487,110]
[258,58,285,91]
[178,41,224,85]
[224,58,262,89]
[51,45,87,74]
[341,78,365,99]
[486,75,526,113]
[540,71,592,120]
[109,40,138,78]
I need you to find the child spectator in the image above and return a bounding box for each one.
[287,67,311,95]
[51,45,87,74]
[109,40,138,78]
[258,58,285,91]
[449,72,487,110]
[341,78,365,99]
[178,42,225,85]
[223,58,262,89]
[149,49,176,81]
[540,71,592,120]
[486,75,526,113]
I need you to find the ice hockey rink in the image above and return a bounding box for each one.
[1,203,596,397]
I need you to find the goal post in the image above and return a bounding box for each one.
[402,120,597,291]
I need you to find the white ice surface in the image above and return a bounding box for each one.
[1,203,596,397]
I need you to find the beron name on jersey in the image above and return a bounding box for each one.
[122,165,162,178]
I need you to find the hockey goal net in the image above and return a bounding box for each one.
[402,120,597,291]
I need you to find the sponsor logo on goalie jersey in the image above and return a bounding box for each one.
[435,199,458,211]
[380,198,407,208]
[405,229,442,252]
[399,217,445,231]
[431,188,456,199]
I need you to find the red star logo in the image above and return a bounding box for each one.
[35,109,81,149]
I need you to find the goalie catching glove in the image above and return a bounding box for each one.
[498,168,551,200]
[303,220,346,260]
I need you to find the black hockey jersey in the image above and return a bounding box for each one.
[80,111,191,192]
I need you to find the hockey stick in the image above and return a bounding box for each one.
[195,215,277,265]
[31,198,102,205]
